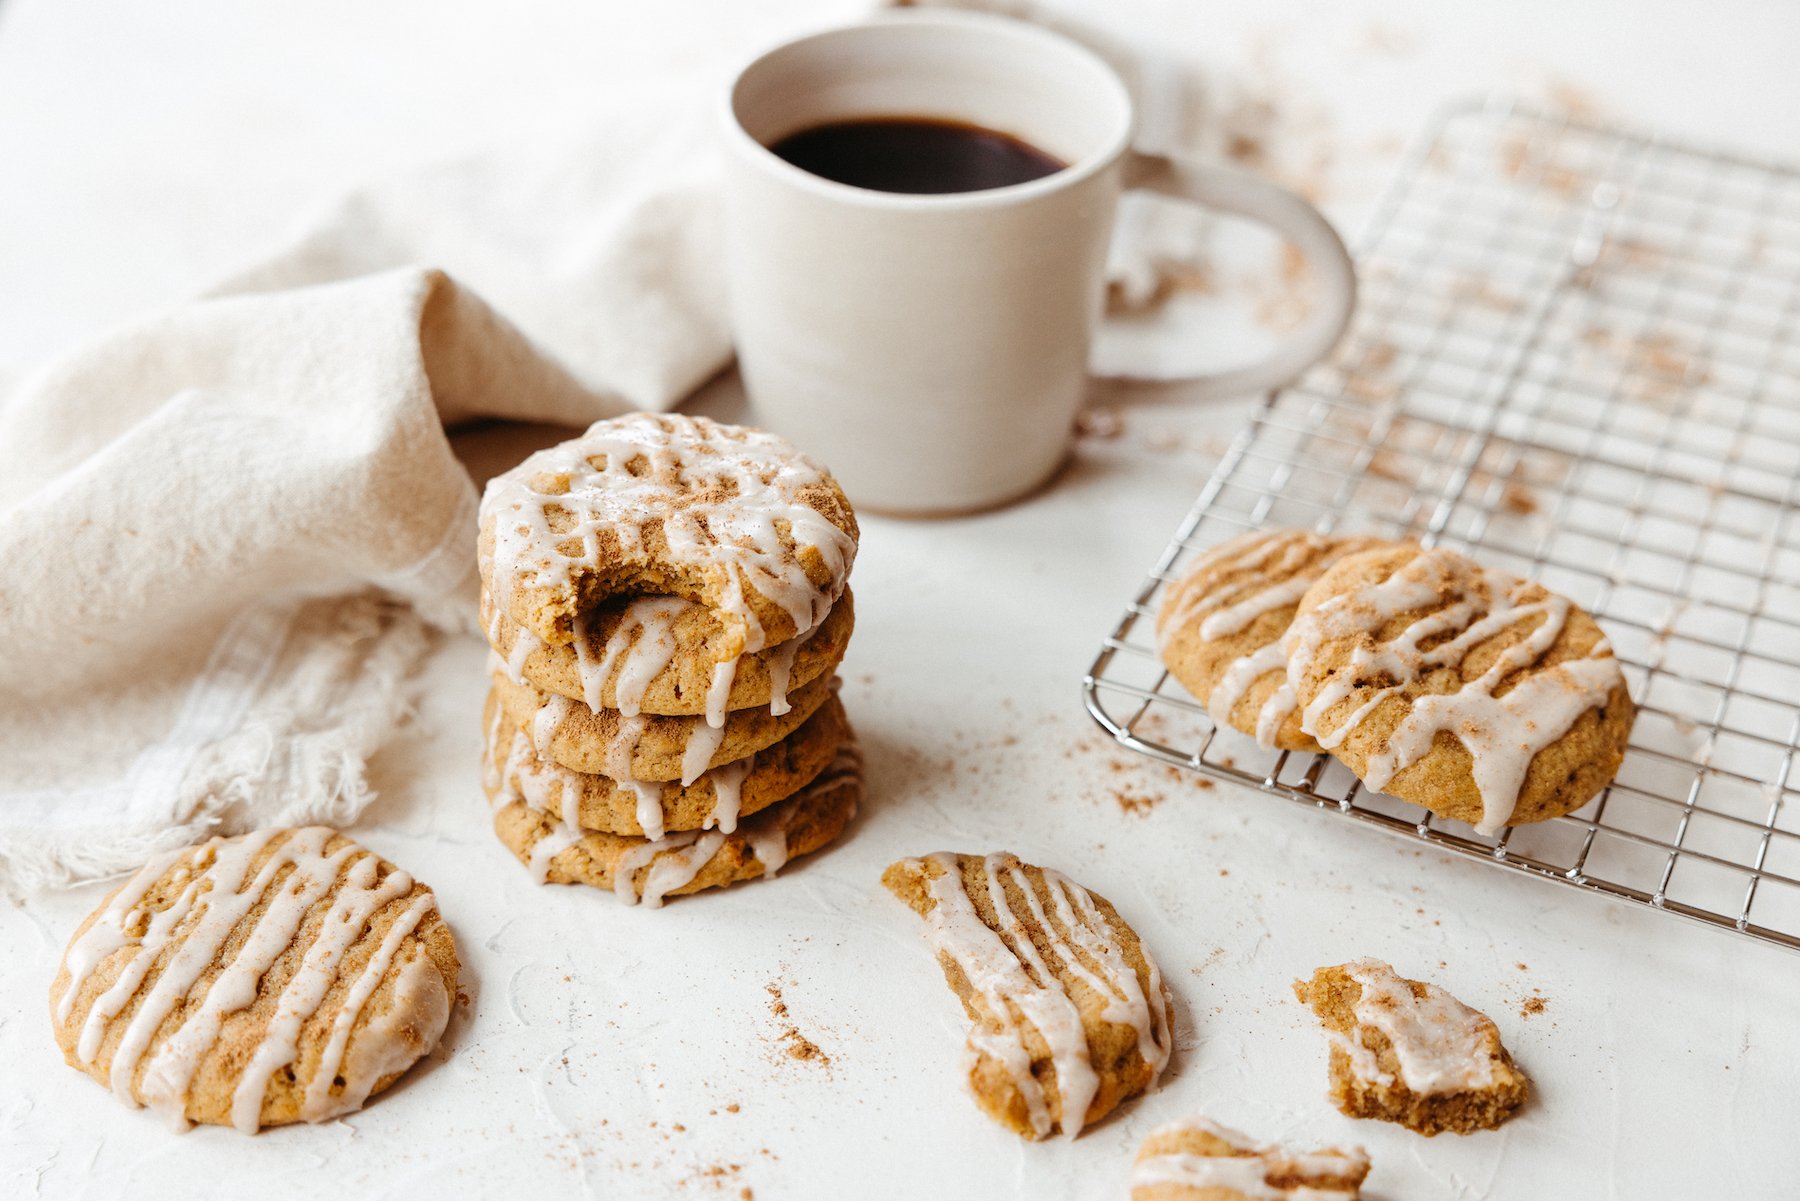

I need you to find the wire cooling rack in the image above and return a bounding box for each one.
[1084,97,1800,953]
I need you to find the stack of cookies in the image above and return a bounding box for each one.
[476,413,864,907]
[1157,530,1635,836]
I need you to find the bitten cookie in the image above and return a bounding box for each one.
[1130,1116,1370,1200]
[1286,543,1633,832]
[481,688,849,840]
[1293,959,1529,1136]
[495,740,863,907]
[479,412,858,654]
[1156,530,1391,751]
[484,585,854,720]
[881,852,1173,1140]
[489,669,834,782]
[49,827,458,1133]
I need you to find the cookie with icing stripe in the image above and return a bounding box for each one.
[1293,960,1529,1136]
[1286,543,1633,832]
[1130,1116,1370,1200]
[482,585,853,720]
[882,852,1173,1140]
[481,687,848,839]
[494,740,863,906]
[49,827,458,1133]
[489,669,834,783]
[478,413,858,656]
[1156,530,1392,751]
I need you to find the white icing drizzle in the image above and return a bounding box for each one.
[1130,1117,1368,1200]
[485,602,539,686]
[705,658,739,729]
[228,853,417,1132]
[54,828,444,1131]
[530,693,576,759]
[680,720,727,787]
[1287,548,1624,834]
[1208,640,1298,750]
[610,829,726,908]
[630,780,667,842]
[704,754,753,834]
[765,619,822,717]
[1337,960,1501,1095]
[572,596,685,715]
[526,826,581,883]
[300,892,440,1121]
[480,413,855,655]
[1162,530,1375,751]
[908,852,1172,1139]
[1159,530,1336,647]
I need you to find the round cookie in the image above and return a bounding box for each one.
[1156,529,1392,751]
[1287,543,1634,833]
[489,669,835,782]
[483,585,854,719]
[478,413,859,655]
[495,739,864,906]
[482,687,849,839]
[881,851,1173,1140]
[49,827,458,1133]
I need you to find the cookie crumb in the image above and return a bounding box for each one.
[766,984,831,1068]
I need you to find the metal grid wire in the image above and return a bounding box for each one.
[1084,97,1800,952]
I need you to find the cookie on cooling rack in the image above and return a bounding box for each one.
[1130,1116,1370,1200]
[482,687,849,840]
[483,585,854,719]
[478,412,858,656]
[1286,542,1633,833]
[494,739,863,906]
[1293,959,1529,1136]
[882,851,1173,1140]
[50,827,458,1133]
[1156,529,1393,751]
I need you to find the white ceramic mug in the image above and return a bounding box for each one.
[722,11,1356,515]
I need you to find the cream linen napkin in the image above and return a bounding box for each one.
[0,92,728,893]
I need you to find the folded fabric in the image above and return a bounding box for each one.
[0,87,742,892]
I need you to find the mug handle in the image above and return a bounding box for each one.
[1104,151,1358,397]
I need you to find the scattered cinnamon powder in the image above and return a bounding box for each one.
[766,984,831,1067]
[1520,995,1548,1018]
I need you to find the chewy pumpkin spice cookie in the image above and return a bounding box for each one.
[1156,529,1392,751]
[1293,959,1529,1136]
[882,851,1173,1139]
[1130,1116,1370,1200]
[50,827,458,1133]
[1287,542,1633,833]
[495,739,863,906]
[478,412,858,655]
[482,687,849,840]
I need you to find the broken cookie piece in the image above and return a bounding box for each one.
[1293,959,1529,1135]
[882,851,1173,1139]
[1130,1116,1369,1200]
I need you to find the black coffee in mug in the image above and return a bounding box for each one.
[768,117,1066,195]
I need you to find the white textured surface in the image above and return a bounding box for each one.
[4,0,1800,1197]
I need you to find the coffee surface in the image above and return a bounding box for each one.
[768,117,1066,195]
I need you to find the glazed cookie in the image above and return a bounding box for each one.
[489,669,834,783]
[483,585,853,721]
[1286,543,1633,832]
[50,827,458,1133]
[1293,960,1529,1136]
[495,740,864,906]
[1156,529,1391,751]
[479,413,858,654]
[882,852,1173,1140]
[481,687,849,840]
[1130,1116,1370,1200]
